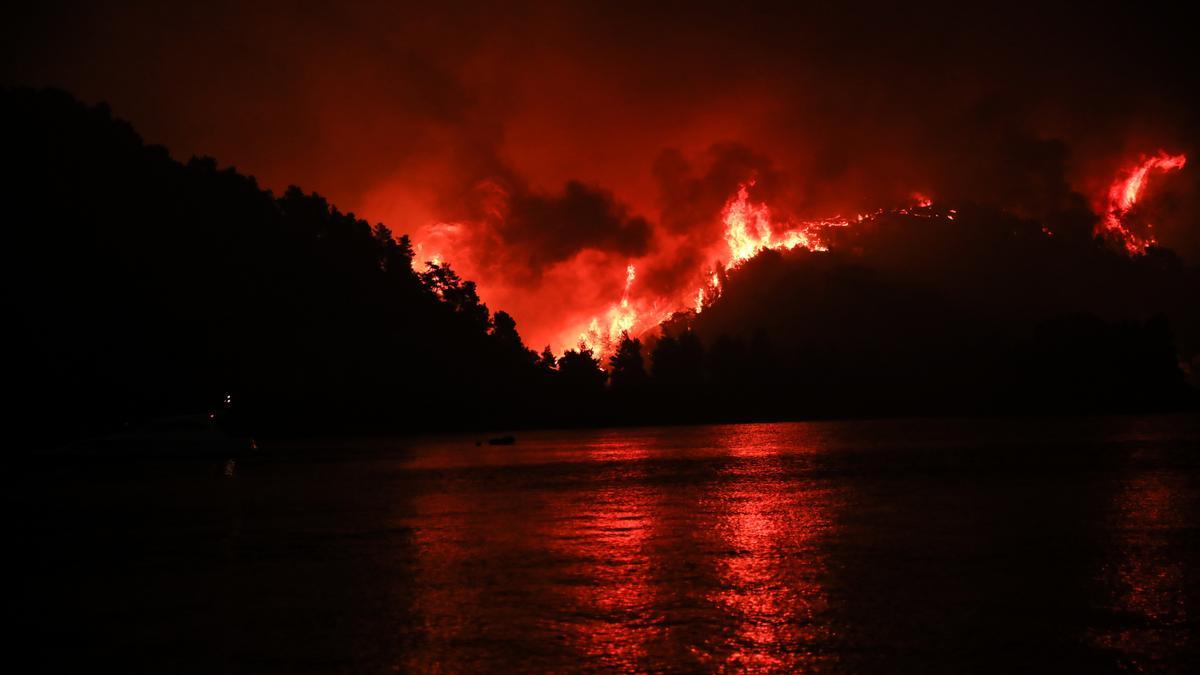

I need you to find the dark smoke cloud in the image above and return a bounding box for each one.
[654,143,782,236]
[925,103,1083,216]
[641,143,787,297]
[503,181,652,275]
[413,169,654,282]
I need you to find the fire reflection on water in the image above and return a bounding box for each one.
[1090,458,1192,667]
[395,424,843,670]
[546,440,661,668]
[378,420,1200,670]
[704,426,837,671]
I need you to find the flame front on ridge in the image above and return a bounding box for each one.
[1100,151,1187,255]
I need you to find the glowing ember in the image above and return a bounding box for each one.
[1101,151,1187,255]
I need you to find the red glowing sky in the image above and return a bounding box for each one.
[5,2,1198,351]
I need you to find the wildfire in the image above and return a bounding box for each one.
[578,263,642,356]
[1101,151,1187,255]
[721,183,851,266]
[694,272,722,315]
[412,237,448,270]
[568,185,940,360]
[399,142,1192,366]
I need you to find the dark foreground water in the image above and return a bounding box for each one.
[10,415,1200,672]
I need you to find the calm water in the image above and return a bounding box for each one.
[11,415,1200,672]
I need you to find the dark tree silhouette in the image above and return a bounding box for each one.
[608,333,647,393]
[651,331,705,390]
[0,87,550,444]
[491,311,536,365]
[558,348,606,395]
[647,331,707,421]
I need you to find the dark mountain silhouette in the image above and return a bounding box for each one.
[1,88,1195,448]
[673,205,1199,420]
[1,88,551,445]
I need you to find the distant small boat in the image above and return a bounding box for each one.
[487,435,516,446]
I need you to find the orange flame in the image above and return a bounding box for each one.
[578,263,642,356]
[694,272,722,315]
[1101,151,1187,255]
[567,186,940,360]
[720,183,852,267]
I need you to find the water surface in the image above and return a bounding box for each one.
[11,415,1200,672]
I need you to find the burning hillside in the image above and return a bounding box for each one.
[1100,152,1188,255]
[9,3,1198,366]
[3,87,1196,440]
[408,148,1190,362]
